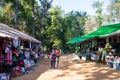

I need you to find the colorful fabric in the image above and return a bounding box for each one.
[2,39,4,49]
[6,48,12,65]
[0,49,3,63]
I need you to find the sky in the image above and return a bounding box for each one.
[52,0,110,15]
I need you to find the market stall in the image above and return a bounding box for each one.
[67,23,120,70]
[0,23,41,78]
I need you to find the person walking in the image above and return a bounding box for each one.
[55,49,61,67]
[50,49,56,69]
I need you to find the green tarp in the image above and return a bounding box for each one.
[66,35,89,44]
[67,23,120,44]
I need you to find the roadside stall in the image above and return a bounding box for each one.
[101,30,120,69]
[0,23,41,78]
[67,23,120,70]
[0,37,15,79]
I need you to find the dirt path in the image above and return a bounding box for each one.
[12,54,120,80]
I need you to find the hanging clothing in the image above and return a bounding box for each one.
[98,48,103,53]
[24,51,30,59]
[0,49,3,63]
[101,49,107,61]
[0,38,4,49]
[5,47,13,65]
[13,39,19,48]
[29,42,31,49]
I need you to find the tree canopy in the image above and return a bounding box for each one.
[0,0,119,53]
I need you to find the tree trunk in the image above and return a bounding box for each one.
[32,0,35,37]
[14,0,19,29]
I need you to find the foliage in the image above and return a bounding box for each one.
[63,11,88,52]
[0,3,14,25]
[0,0,91,53]
[84,16,98,34]
[92,1,104,28]
[46,6,64,48]
[107,0,120,22]
[64,11,88,40]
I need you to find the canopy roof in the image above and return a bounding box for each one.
[67,23,120,44]
[0,32,13,38]
[101,30,120,37]
[66,35,91,44]
[0,23,40,43]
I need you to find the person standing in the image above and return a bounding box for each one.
[50,50,56,69]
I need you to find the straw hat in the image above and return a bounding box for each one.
[20,46,24,50]
[105,43,112,49]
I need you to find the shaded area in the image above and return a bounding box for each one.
[52,55,120,80]
[12,54,120,80]
[12,57,51,80]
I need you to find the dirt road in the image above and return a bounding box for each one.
[12,54,120,80]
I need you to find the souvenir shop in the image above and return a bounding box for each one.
[80,36,120,70]
[0,38,41,79]
[0,23,41,80]
[67,23,120,70]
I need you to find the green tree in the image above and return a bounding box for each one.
[46,6,64,49]
[64,11,88,52]
[92,1,104,28]
[64,11,87,40]
[0,2,14,26]
[0,0,89,53]
[107,0,120,22]
[84,16,98,34]
[14,0,18,29]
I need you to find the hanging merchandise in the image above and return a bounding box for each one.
[2,39,4,49]
[0,49,3,63]
[113,56,120,70]
[19,50,24,60]
[29,42,31,49]
[0,73,11,80]
[101,48,107,61]
[105,43,112,49]
[13,48,19,57]
[98,45,103,53]
[24,49,30,59]
[20,46,24,50]
[92,40,94,47]
[13,39,19,48]
[5,45,13,65]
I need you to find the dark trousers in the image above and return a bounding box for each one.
[51,60,56,69]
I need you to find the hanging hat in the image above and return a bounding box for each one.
[20,46,24,50]
[105,42,112,48]
[105,42,110,46]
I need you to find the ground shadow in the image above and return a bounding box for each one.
[12,57,51,80]
[12,55,120,80]
[53,57,120,80]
